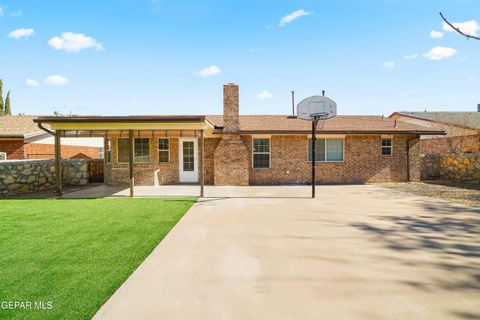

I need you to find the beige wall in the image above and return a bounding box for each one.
[391,115,478,138]
[105,134,419,186]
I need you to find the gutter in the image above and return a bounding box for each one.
[212,129,446,135]
[37,122,55,136]
[406,135,419,182]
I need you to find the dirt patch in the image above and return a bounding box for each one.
[379,182,480,208]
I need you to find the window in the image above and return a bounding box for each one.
[252,138,270,169]
[0,152,6,161]
[117,138,130,163]
[182,141,195,171]
[158,138,169,163]
[308,138,344,162]
[381,138,392,156]
[134,138,150,163]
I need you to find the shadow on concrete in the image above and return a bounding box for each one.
[350,199,480,313]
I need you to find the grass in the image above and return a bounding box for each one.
[0,198,196,320]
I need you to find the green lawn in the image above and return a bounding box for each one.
[0,198,196,320]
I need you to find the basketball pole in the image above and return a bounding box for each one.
[311,116,319,199]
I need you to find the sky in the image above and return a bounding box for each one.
[0,0,479,116]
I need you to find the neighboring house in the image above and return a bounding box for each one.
[34,83,443,187]
[389,110,480,154]
[0,115,103,160]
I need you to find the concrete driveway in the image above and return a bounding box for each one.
[93,185,480,320]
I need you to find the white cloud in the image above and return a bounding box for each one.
[44,75,69,86]
[423,46,457,61]
[430,30,444,39]
[404,53,419,60]
[197,65,221,77]
[8,28,34,39]
[279,9,312,27]
[0,5,4,16]
[10,9,22,16]
[442,20,479,37]
[48,32,103,52]
[255,90,274,100]
[25,79,39,87]
[383,61,395,69]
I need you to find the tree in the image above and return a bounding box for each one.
[440,12,480,40]
[5,90,11,115]
[0,80,3,116]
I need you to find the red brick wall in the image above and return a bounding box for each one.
[242,134,415,184]
[0,140,25,160]
[24,143,100,159]
[419,134,480,155]
[104,134,418,186]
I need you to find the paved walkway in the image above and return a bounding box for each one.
[92,185,480,320]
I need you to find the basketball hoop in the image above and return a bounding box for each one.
[297,94,337,198]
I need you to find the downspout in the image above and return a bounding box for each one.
[37,122,55,136]
[406,135,419,182]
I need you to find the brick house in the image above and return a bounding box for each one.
[389,110,480,154]
[0,115,103,160]
[34,83,443,190]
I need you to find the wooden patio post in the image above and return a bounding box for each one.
[54,130,63,197]
[199,130,205,197]
[129,130,134,197]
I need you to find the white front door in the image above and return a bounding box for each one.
[179,138,198,183]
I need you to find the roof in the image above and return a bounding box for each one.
[33,114,444,135]
[0,115,48,139]
[206,115,444,135]
[390,111,480,130]
[34,115,206,123]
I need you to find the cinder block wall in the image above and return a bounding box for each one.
[24,143,101,159]
[0,140,24,159]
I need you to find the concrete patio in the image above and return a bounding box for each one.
[91,184,480,320]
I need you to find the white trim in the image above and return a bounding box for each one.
[179,138,199,182]
[158,138,170,163]
[381,137,393,157]
[252,137,271,169]
[307,137,345,163]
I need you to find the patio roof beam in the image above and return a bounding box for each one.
[200,129,205,197]
[129,130,134,198]
[54,130,63,198]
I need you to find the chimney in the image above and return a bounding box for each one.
[223,83,240,133]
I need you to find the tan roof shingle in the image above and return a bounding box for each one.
[0,115,47,138]
[206,115,443,134]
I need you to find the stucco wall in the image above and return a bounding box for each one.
[0,159,91,197]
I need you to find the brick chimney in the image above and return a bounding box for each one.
[213,83,249,186]
[223,83,240,133]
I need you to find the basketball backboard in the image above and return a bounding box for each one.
[297,96,337,121]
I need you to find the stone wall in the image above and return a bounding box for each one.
[422,153,480,184]
[0,159,91,197]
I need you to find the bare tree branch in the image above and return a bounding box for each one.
[439,12,480,40]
